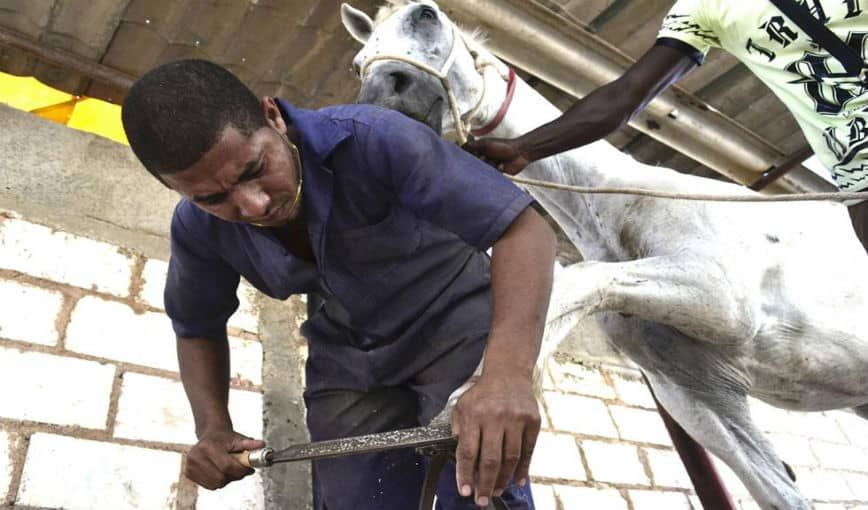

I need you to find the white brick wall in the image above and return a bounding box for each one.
[530,432,585,481]
[66,296,177,372]
[554,485,628,510]
[0,218,133,296]
[610,374,657,409]
[140,258,169,310]
[229,335,263,386]
[228,281,260,334]
[791,413,850,444]
[645,448,692,489]
[582,440,649,485]
[196,472,264,510]
[832,411,868,449]
[843,472,868,500]
[629,490,692,510]
[16,434,181,510]
[811,440,868,472]
[543,392,618,438]
[538,401,550,430]
[750,403,847,449]
[798,469,854,501]
[114,373,263,445]
[0,346,114,429]
[531,484,557,510]
[546,358,616,399]
[140,258,260,334]
[0,280,63,346]
[610,405,671,446]
[767,434,818,468]
[0,429,12,503]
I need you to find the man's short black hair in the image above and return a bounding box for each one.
[121,59,268,177]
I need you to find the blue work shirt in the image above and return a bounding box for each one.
[165,101,533,393]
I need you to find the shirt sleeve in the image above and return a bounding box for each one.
[164,203,240,340]
[364,109,534,251]
[656,0,719,64]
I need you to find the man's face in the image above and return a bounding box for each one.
[164,122,302,227]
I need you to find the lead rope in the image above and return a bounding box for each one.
[507,176,868,203]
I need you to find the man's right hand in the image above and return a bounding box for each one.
[463,138,531,176]
[185,428,265,490]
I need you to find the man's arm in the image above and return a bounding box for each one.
[178,335,264,489]
[464,44,698,175]
[451,206,556,507]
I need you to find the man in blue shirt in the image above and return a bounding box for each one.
[121,59,555,509]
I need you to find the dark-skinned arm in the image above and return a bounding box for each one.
[451,206,556,507]
[177,335,264,490]
[464,44,698,175]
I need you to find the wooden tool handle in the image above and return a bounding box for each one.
[231,451,252,468]
[230,447,272,468]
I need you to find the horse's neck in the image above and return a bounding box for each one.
[479,74,639,258]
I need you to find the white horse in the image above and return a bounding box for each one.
[341,2,868,509]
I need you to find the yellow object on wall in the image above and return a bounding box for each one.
[0,72,128,145]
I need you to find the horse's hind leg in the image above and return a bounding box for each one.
[619,318,811,510]
[647,371,811,510]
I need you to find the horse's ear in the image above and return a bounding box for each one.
[341,4,374,44]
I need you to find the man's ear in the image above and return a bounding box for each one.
[341,3,374,44]
[262,96,287,135]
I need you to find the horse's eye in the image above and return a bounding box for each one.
[419,6,437,20]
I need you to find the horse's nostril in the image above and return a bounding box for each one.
[390,71,412,94]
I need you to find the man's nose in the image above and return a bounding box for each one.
[234,183,270,220]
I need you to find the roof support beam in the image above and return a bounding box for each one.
[0,26,134,93]
[438,0,833,193]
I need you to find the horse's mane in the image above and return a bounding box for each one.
[373,1,488,47]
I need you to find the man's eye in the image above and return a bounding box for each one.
[240,166,263,182]
[198,194,228,206]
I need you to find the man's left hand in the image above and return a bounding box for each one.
[451,372,540,507]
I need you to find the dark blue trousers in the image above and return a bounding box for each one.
[305,334,536,510]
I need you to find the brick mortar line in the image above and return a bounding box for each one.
[0,269,263,340]
[54,291,82,352]
[104,367,125,436]
[635,446,656,490]
[545,388,657,412]
[533,476,674,493]
[126,253,146,303]
[573,437,594,491]
[0,418,193,455]
[560,429,679,450]
[175,456,198,510]
[0,337,263,392]
[531,474,694,495]
[4,431,29,507]
[808,497,868,505]
[538,369,555,432]
[621,486,636,510]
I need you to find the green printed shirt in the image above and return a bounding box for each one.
[658,0,868,191]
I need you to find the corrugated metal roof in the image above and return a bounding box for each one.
[0,0,808,181]
[0,0,379,107]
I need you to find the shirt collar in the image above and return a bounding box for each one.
[275,98,351,164]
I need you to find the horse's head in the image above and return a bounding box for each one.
[342,0,505,140]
